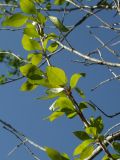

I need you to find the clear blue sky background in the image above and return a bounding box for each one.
[0,3,120,160]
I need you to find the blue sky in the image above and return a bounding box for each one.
[0,2,120,160]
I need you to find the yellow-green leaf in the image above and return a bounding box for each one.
[46,111,64,121]
[22,34,41,51]
[24,23,39,38]
[20,80,37,91]
[54,0,65,5]
[80,145,94,160]
[46,66,68,86]
[73,139,94,156]
[70,73,85,89]
[27,53,42,66]
[49,16,69,32]
[20,0,36,14]
[2,13,28,27]
[54,97,74,110]
[20,64,43,80]
[47,42,59,53]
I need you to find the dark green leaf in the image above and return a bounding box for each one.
[113,142,120,153]
[73,131,90,141]
[75,87,85,98]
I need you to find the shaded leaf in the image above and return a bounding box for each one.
[113,142,120,153]
[75,87,85,98]
[73,131,90,141]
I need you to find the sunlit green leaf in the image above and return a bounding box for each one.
[45,147,70,160]
[73,131,90,141]
[73,139,94,156]
[49,16,69,32]
[46,66,68,87]
[90,116,104,134]
[22,34,41,51]
[20,64,43,81]
[20,0,36,14]
[2,13,28,27]
[70,73,85,89]
[37,12,46,25]
[20,80,37,91]
[27,53,42,66]
[80,145,94,160]
[54,97,74,110]
[46,111,64,121]
[47,42,59,53]
[85,127,97,137]
[24,23,39,38]
[54,0,65,5]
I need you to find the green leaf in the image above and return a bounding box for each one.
[113,142,120,153]
[80,145,94,160]
[20,64,43,80]
[20,80,37,91]
[46,66,68,87]
[49,16,69,32]
[47,42,59,53]
[27,53,42,66]
[54,97,74,110]
[70,73,85,89]
[73,139,94,156]
[24,23,39,38]
[90,116,104,134]
[46,111,64,121]
[45,147,70,160]
[79,102,88,111]
[54,0,65,5]
[2,13,28,27]
[43,33,58,50]
[85,127,97,137]
[20,0,36,14]
[37,12,46,25]
[75,87,85,98]
[22,34,41,51]
[73,131,90,141]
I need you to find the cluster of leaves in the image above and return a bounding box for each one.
[0,50,23,84]
[0,0,120,160]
